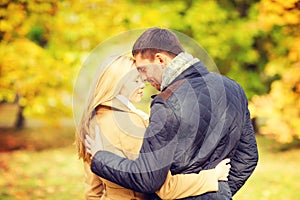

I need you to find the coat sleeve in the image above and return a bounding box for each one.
[228,105,259,196]
[156,170,218,199]
[91,99,179,193]
[83,161,105,200]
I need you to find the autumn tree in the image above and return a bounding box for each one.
[250,0,300,143]
[2,0,295,133]
[0,0,71,128]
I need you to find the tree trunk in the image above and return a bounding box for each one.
[15,105,25,129]
[14,93,25,129]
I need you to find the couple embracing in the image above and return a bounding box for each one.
[76,27,258,200]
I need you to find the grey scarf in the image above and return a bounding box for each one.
[161,52,199,91]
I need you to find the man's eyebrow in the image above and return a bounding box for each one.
[136,66,145,72]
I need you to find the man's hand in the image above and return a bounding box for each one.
[85,125,103,157]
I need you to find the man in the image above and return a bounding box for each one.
[87,27,258,199]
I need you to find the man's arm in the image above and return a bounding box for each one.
[228,107,259,196]
[91,99,179,193]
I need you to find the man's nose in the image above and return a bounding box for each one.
[141,75,147,82]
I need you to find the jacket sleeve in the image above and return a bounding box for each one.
[83,161,105,200]
[228,105,259,196]
[156,170,218,199]
[91,99,179,193]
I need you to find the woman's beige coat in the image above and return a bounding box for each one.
[84,98,218,200]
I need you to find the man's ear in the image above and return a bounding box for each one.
[155,53,170,65]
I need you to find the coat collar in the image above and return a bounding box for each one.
[101,96,148,121]
[115,95,148,120]
[101,98,129,112]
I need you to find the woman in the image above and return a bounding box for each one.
[76,55,230,200]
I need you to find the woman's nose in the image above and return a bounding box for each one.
[140,81,145,89]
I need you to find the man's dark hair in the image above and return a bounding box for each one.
[132,27,184,60]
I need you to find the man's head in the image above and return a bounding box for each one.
[132,27,184,90]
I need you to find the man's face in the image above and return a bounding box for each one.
[134,53,165,91]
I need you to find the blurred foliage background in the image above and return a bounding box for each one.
[0,0,300,199]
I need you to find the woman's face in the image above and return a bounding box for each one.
[120,69,145,103]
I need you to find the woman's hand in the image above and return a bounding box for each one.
[85,125,103,157]
[215,158,231,181]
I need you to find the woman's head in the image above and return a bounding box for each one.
[92,55,145,105]
[119,68,145,103]
[76,55,144,161]
[92,55,135,106]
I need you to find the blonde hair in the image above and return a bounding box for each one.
[76,55,135,162]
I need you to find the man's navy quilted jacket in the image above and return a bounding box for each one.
[91,61,259,196]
